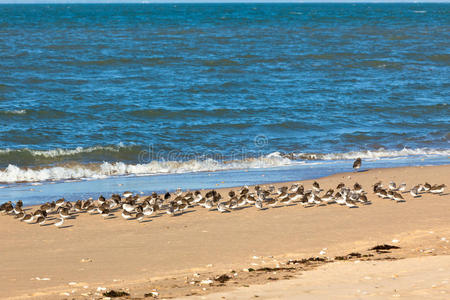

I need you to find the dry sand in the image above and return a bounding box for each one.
[181,255,450,300]
[0,164,449,299]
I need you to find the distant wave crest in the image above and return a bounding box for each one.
[0,109,27,115]
[0,144,128,158]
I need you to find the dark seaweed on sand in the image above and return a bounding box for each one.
[103,290,130,297]
[369,244,400,251]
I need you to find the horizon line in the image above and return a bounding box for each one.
[0,1,449,3]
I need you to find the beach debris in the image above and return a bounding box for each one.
[35,277,51,281]
[214,274,231,283]
[68,281,77,286]
[200,279,213,285]
[286,257,327,265]
[103,290,130,297]
[97,287,107,292]
[60,292,70,296]
[369,244,400,251]
[80,258,92,263]
[391,239,400,243]
[144,291,159,298]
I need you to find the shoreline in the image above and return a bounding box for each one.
[0,164,449,299]
[1,157,449,206]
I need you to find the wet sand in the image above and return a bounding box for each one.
[0,164,448,299]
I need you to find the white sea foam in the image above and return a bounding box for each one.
[0,154,294,183]
[293,148,450,161]
[0,148,447,184]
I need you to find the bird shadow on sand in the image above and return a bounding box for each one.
[138,219,152,223]
[440,193,450,196]
[178,210,195,216]
[355,169,369,173]
[58,225,74,229]
[104,216,117,220]
[41,223,54,227]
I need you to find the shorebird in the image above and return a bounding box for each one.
[419,183,431,193]
[59,208,71,219]
[204,200,213,210]
[100,208,111,218]
[166,205,176,216]
[358,194,371,205]
[353,158,361,171]
[255,200,263,210]
[73,200,82,212]
[22,214,34,223]
[164,192,171,201]
[353,183,363,194]
[122,203,135,213]
[388,181,398,191]
[246,194,257,205]
[87,204,98,214]
[410,185,420,197]
[123,191,133,198]
[393,192,405,202]
[237,195,247,207]
[398,183,406,193]
[373,181,382,191]
[279,193,292,205]
[136,212,144,222]
[143,206,154,217]
[193,191,203,203]
[312,181,321,193]
[430,184,446,194]
[55,198,65,208]
[217,202,228,213]
[36,216,46,226]
[321,189,335,203]
[54,218,64,228]
[121,210,133,220]
[266,197,278,207]
[345,198,358,208]
[289,184,299,193]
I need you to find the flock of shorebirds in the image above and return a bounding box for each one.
[0,158,447,228]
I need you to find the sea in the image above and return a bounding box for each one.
[0,3,449,205]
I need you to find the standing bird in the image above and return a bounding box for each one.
[353,158,362,172]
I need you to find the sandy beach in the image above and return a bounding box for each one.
[0,164,449,299]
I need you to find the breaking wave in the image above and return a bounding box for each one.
[0,147,448,184]
[290,148,450,161]
[0,153,294,184]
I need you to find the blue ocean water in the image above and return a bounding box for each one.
[0,3,449,196]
